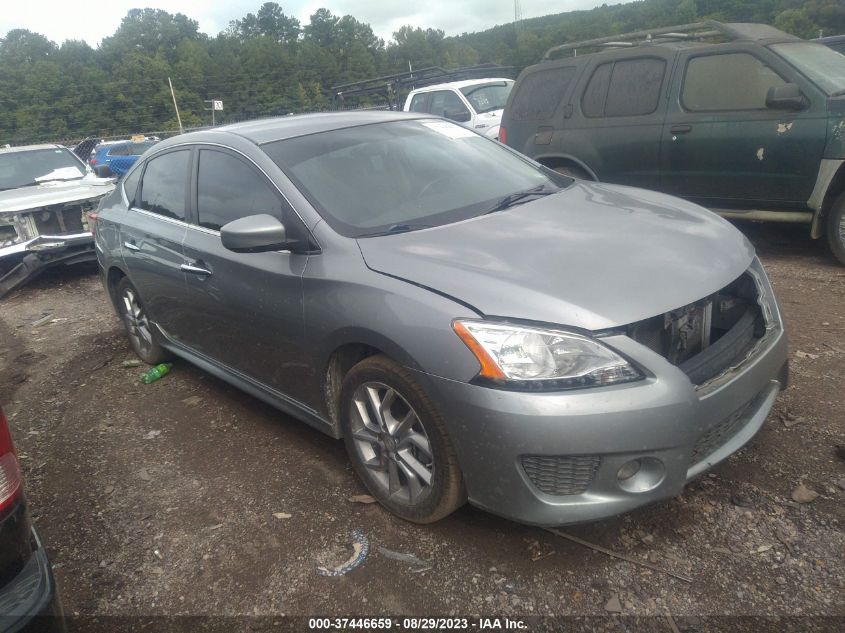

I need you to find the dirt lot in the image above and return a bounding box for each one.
[0,223,843,627]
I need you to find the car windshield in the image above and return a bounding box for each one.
[263,119,565,237]
[770,42,845,95]
[0,148,86,191]
[460,81,514,114]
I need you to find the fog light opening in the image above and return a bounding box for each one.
[617,459,641,481]
[617,457,665,493]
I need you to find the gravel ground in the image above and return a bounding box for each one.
[0,222,843,627]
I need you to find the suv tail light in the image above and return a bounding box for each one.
[0,408,22,514]
[498,126,506,144]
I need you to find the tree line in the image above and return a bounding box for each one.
[1,0,843,145]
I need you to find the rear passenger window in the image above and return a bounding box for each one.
[682,53,786,111]
[583,58,666,118]
[196,150,280,231]
[122,167,141,204]
[510,67,576,120]
[138,150,190,221]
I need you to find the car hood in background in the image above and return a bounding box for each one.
[357,182,755,330]
[0,176,115,214]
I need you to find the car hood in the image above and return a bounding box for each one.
[357,182,755,330]
[0,176,115,215]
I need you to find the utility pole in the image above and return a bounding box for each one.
[168,77,183,134]
[204,99,224,126]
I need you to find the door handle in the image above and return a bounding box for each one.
[123,241,139,252]
[181,262,212,276]
[670,124,692,134]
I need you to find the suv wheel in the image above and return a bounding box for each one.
[340,355,465,523]
[827,193,845,266]
[116,277,169,364]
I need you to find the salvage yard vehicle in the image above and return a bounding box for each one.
[0,144,115,298]
[90,139,158,178]
[815,34,845,55]
[501,21,845,265]
[0,405,64,631]
[94,111,788,526]
[403,79,514,139]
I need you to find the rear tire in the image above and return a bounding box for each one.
[826,193,845,266]
[340,355,466,523]
[116,277,169,365]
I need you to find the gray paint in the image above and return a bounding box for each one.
[94,113,788,525]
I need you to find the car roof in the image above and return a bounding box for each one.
[814,34,845,44]
[164,111,429,147]
[408,78,513,94]
[0,143,64,154]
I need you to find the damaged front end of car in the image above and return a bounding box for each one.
[0,186,113,298]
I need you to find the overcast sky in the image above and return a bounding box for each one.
[1,1,623,46]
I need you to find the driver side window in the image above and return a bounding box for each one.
[196,149,310,245]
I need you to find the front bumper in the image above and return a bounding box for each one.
[0,529,64,633]
[416,305,788,527]
[0,233,94,298]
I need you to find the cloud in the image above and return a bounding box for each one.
[0,1,620,47]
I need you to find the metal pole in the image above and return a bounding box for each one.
[168,77,183,134]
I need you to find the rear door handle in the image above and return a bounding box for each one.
[181,262,212,276]
[123,241,139,252]
[670,124,692,134]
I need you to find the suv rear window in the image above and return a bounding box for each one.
[510,67,576,120]
[682,53,786,111]
[582,58,666,118]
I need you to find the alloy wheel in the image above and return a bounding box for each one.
[121,287,153,357]
[349,382,434,504]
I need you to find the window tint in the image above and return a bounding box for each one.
[511,67,576,120]
[196,150,281,231]
[582,63,612,117]
[122,167,141,205]
[409,93,430,113]
[109,144,129,157]
[429,91,470,119]
[583,58,665,117]
[683,53,786,111]
[605,58,666,116]
[138,150,189,221]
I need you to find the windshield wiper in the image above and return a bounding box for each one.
[484,185,556,214]
[357,223,432,238]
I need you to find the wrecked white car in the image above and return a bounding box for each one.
[0,144,115,297]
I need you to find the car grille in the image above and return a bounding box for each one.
[33,202,89,235]
[628,271,766,386]
[521,455,600,495]
[691,392,763,464]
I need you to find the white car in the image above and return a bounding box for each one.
[403,78,514,140]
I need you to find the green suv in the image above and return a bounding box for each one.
[501,21,845,264]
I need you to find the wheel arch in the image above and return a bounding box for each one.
[810,159,845,239]
[320,329,422,435]
[534,154,598,181]
[106,264,128,314]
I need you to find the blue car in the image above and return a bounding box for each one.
[90,140,157,177]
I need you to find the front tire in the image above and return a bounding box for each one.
[827,193,845,266]
[340,355,465,523]
[116,277,169,365]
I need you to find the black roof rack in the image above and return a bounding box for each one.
[542,20,795,60]
[331,63,515,110]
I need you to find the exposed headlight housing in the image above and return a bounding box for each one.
[453,319,643,391]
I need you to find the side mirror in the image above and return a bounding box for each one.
[444,109,472,123]
[221,214,288,253]
[766,84,807,111]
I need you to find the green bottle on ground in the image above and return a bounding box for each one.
[140,363,172,384]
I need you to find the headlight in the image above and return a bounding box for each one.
[453,319,643,390]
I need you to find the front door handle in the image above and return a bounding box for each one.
[181,262,212,276]
[670,124,692,134]
[124,241,139,252]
